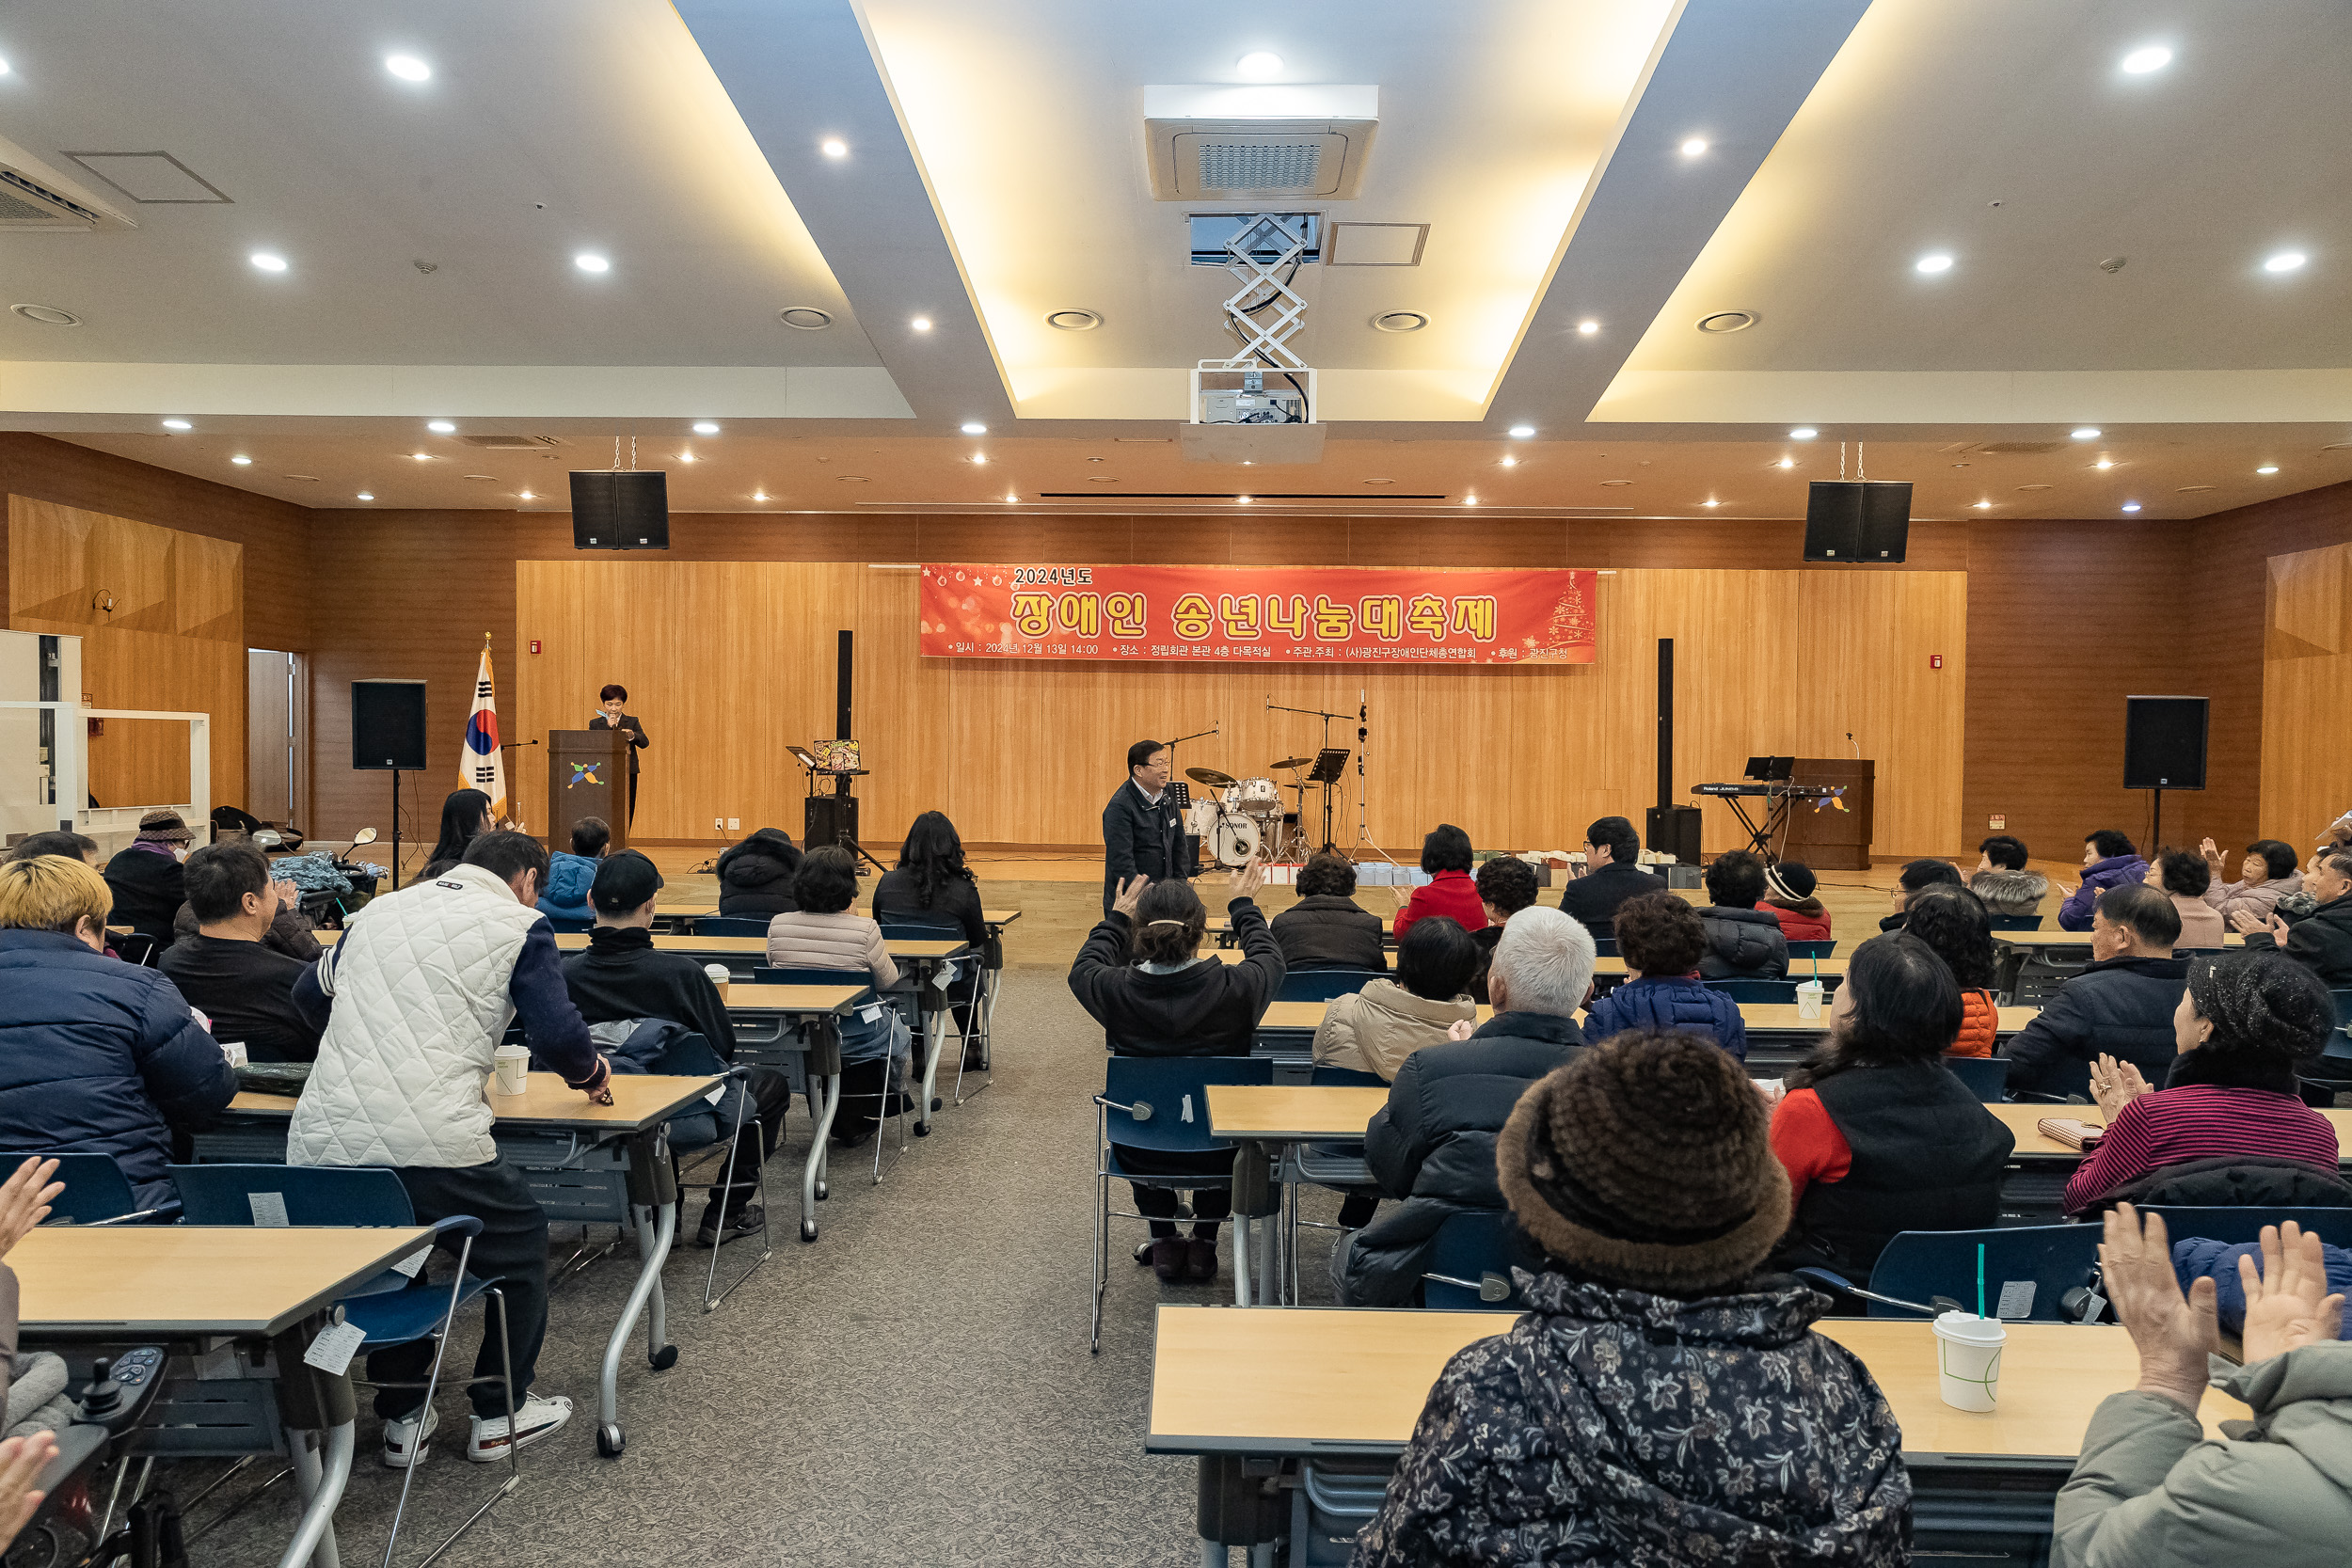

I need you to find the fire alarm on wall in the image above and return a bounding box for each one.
[1990,815,2006,831]
[1930,654,1943,669]
[530,640,542,655]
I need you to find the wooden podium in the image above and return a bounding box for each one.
[1782,758,1874,870]
[547,729,630,853]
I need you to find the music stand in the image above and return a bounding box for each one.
[1305,747,1350,853]
[788,745,885,873]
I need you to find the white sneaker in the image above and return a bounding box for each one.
[466,1393,572,1463]
[381,1403,439,1468]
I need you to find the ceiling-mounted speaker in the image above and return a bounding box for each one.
[1804,481,1912,563]
[569,470,669,550]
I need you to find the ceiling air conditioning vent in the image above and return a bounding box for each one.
[1964,441,2066,455]
[460,435,564,450]
[0,138,135,230]
[1144,85,1376,201]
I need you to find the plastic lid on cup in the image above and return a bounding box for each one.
[1934,1310,2007,1342]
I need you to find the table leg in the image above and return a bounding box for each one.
[916,984,946,1135]
[802,1069,839,1242]
[278,1422,353,1568]
[1258,1205,1277,1307]
[1232,1214,1252,1307]
[597,1134,680,1457]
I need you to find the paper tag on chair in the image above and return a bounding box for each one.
[1181,1093,1195,1123]
[1996,1280,2035,1320]
[389,1247,430,1278]
[705,1084,726,1105]
[859,1005,884,1023]
[248,1191,290,1227]
[301,1318,367,1376]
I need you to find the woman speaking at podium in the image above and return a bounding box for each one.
[589,683,649,826]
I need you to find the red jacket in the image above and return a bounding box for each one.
[1395,869,1488,942]
[1756,899,1832,942]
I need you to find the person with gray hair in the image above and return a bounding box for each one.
[1330,907,1596,1306]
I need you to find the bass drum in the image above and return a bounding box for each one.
[1209,814,1261,869]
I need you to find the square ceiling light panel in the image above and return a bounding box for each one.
[1327,223,1428,266]
[63,151,232,203]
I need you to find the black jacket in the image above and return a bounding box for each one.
[1269,895,1387,973]
[715,832,801,918]
[1102,781,1184,914]
[158,935,323,1064]
[1555,861,1661,939]
[2249,893,2352,990]
[1697,905,1789,979]
[871,867,985,946]
[1341,1011,1586,1306]
[2003,954,2189,1100]
[588,712,649,776]
[561,926,737,1060]
[103,847,185,948]
[1067,899,1283,1055]
[171,901,323,961]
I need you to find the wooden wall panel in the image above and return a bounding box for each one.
[7,498,245,809]
[512,560,1966,856]
[2260,542,2352,847]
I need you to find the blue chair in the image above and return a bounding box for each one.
[1800,1225,2105,1322]
[1090,1056,1273,1351]
[1281,1066,1388,1298]
[0,1151,168,1225]
[1420,1210,1526,1311]
[879,918,986,1101]
[1708,979,1801,1004]
[167,1164,519,1561]
[692,916,772,937]
[1278,970,1384,1005]
[1308,1067,1387,1089]
[1590,937,1618,958]
[755,965,911,1180]
[1787,940,1836,959]
[1945,1055,2009,1102]
[1986,915,2043,931]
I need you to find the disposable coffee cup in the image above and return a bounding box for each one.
[492,1045,530,1097]
[1932,1310,2006,1411]
[1795,979,1825,1019]
[705,963,732,985]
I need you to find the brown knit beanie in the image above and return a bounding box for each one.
[1497,1027,1790,1292]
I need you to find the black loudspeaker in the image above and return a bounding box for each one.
[1646,805,1701,867]
[569,470,670,549]
[1804,481,1912,562]
[351,680,428,770]
[2123,696,2209,789]
[805,794,858,851]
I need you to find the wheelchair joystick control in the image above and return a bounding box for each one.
[81,1357,125,1419]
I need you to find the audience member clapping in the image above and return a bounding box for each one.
[2062,830,2151,931]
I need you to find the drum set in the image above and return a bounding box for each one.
[1183,759,1322,867]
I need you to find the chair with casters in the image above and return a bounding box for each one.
[0,1151,176,1226]
[1089,1055,1272,1352]
[167,1164,520,1566]
[1786,940,1836,959]
[1277,970,1385,1005]
[1942,1056,2009,1102]
[1795,1225,2106,1323]
[642,1030,771,1312]
[754,965,911,1181]
[1707,979,1800,1004]
[1420,1209,1527,1311]
[880,916,988,1106]
[691,916,772,938]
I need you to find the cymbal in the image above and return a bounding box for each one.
[1185,767,1238,788]
[1269,756,1316,772]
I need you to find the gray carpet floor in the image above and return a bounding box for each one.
[195,968,1346,1567]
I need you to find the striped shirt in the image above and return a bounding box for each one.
[2064,1083,2339,1212]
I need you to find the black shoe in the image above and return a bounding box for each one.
[1150,1238,1188,1282]
[830,1125,876,1149]
[696,1205,765,1247]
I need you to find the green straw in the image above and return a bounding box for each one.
[1977,1243,1987,1320]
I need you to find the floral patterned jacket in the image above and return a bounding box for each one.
[1353,1268,1911,1567]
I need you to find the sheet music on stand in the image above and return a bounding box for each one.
[1307,748,1350,784]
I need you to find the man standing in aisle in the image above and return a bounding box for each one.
[1103,739,1185,915]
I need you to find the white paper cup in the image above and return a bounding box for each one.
[1933,1311,2007,1411]
[705,963,732,985]
[492,1046,531,1097]
[1796,979,1825,1019]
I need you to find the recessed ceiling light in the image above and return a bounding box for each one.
[2071,427,2102,440]
[1506,424,1535,438]
[1973,499,1992,509]
[1679,137,1708,156]
[2120,45,2172,74]
[2264,251,2308,274]
[778,307,834,330]
[0,56,12,75]
[1004,492,1017,504]
[426,420,455,434]
[1235,52,1282,80]
[2094,459,2116,469]
[1776,457,1794,468]
[1701,499,1720,507]
[1499,455,1518,467]
[753,490,768,502]
[519,490,535,500]
[385,55,431,82]
[1695,310,1758,333]
[1915,252,1954,274]
[1045,309,1103,331]
[357,491,373,500]
[2257,465,2280,475]
[1236,495,1252,504]
[9,303,80,326]
[410,451,432,461]
[961,421,987,435]
[691,421,720,436]
[1464,494,1479,507]
[1789,427,1818,440]
[678,451,695,463]
[911,316,933,332]
[970,454,987,465]
[249,252,288,273]
[1598,479,1633,487]
[836,474,868,482]
[818,138,848,159]
[1363,478,1393,486]
[1576,320,1600,335]
[230,454,252,466]
[2122,501,2142,513]
[1371,310,1428,333]
[161,418,191,431]
[574,253,610,274]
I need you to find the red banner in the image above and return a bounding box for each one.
[918,564,1597,665]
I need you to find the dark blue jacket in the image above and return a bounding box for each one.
[1583,975,1748,1060]
[0,928,237,1211]
[535,851,598,924]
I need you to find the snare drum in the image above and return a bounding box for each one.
[1210,815,1261,868]
[1237,776,1282,817]
[1184,801,1219,837]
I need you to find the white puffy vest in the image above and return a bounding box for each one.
[289,863,541,1168]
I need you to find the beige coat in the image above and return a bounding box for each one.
[2169,893,2226,949]
[1311,978,1477,1081]
[2205,869,2302,929]
[765,910,898,988]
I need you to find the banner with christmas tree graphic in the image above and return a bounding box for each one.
[919,564,1597,665]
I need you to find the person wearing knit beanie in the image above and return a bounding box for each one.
[1356,1028,1912,1568]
